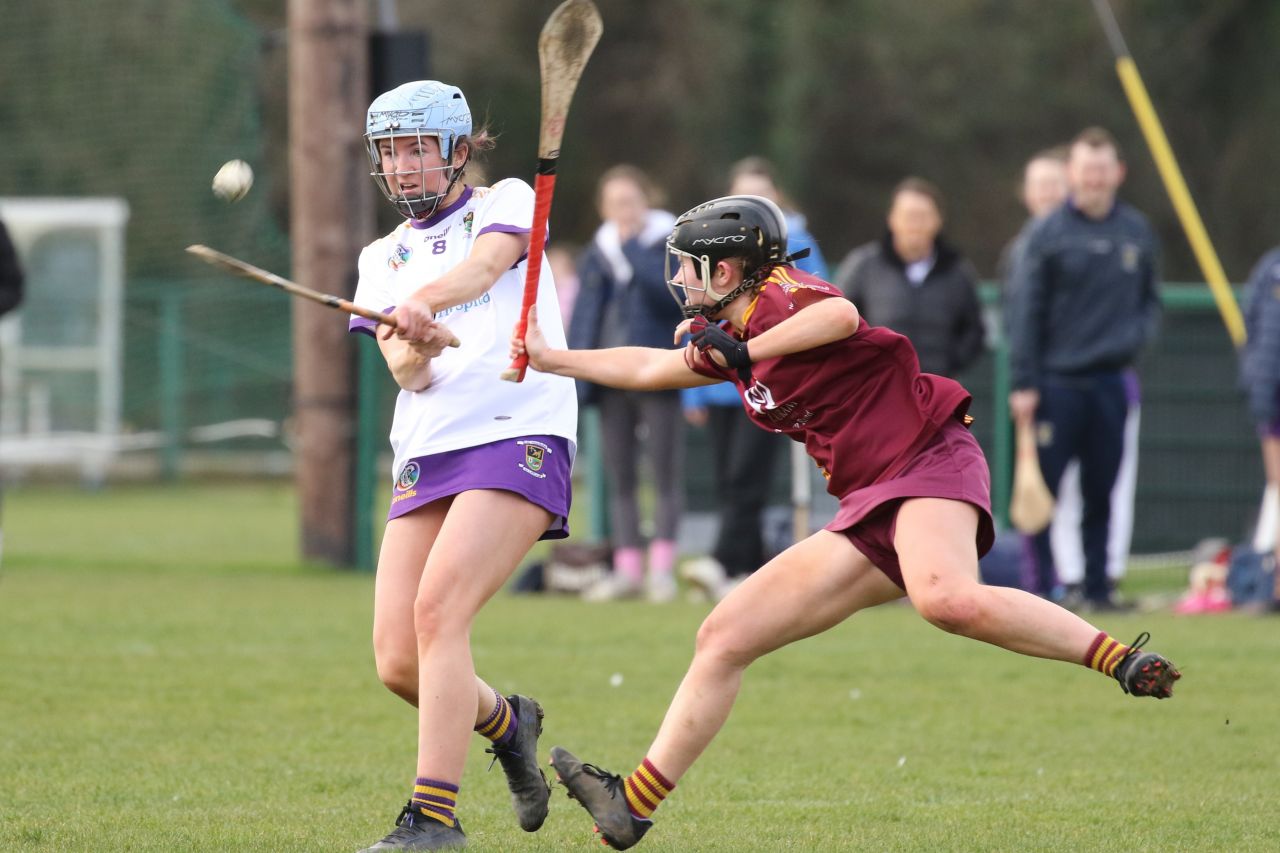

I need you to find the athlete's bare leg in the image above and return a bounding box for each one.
[895,497,1102,660]
[372,499,502,724]
[372,490,551,782]
[644,530,903,780]
[413,490,550,781]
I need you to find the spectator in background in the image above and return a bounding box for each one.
[722,156,829,280]
[835,177,985,378]
[569,165,683,602]
[1239,245,1280,611]
[545,243,581,331]
[998,147,1069,293]
[1008,127,1161,612]
[1022,150,1141,608]
[0,217,24,570]
[681,157,829,601]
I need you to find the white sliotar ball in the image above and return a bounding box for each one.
[212,159,254,203]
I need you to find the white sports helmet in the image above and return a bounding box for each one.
[365,80,473,220]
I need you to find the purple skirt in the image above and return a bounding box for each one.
[828,418,994,589]
[388,434,573,541]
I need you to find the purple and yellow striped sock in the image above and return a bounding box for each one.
[411,777,459,828]
[623,758,675,821]
[1084,632,1132,677]
[474,689,518,749]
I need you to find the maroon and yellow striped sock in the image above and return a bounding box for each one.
[474,689,518,749]
[623,758,675,821]
[411,777,459,827]
[1084,632,1132,677]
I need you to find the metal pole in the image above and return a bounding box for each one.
[158,290,184,481]
[1089,0,1245,347]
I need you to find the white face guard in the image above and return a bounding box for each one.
[665,243,719,319]
[366,130,466,220]
[665,242,764,320]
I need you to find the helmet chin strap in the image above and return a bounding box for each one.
[698,264,770,318]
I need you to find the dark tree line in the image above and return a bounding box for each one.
[3,0,1277,283]
[378,0,1280,281]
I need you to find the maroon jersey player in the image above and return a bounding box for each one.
[511,195,1180,851]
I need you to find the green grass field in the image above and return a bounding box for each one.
[2,482,1278,852]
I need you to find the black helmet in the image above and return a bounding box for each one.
[665,195,789,318]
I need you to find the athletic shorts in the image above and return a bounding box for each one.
[387,434,573,541]
[827,417,995,589]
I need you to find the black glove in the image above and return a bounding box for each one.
[690,317,752,382]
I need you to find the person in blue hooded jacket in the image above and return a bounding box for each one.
[569,165,685,601]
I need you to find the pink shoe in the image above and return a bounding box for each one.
[1174,592,1212,615]
[1202,591,1233,612]
[1174,591,1233,614]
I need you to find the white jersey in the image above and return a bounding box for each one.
[349,180,578,480]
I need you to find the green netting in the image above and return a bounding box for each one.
[0,0,292,455]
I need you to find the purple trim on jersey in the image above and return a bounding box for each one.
[1122,368,1141,406]
[409,186,474,230]
[476,222,543,269]
[478,222,532,237]
[830,417,994,590]
[387,434,573,540]
[348,305,396,337]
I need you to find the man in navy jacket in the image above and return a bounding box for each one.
[1008,127,1161,610]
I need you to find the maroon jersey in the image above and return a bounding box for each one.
[686,266,973,499]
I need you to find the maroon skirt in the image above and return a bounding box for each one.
[827,417,994,589]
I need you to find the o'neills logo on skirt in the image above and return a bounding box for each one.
[518,440,549,479]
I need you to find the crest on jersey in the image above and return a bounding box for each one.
[1121,242,1140,273]
[396,460,421,490]
[388,243,412,271]
[525,444,545,472]
[463,212,474,235]
[1036,422,1054,448]
[517,440,550,478]
[743,379,778,414]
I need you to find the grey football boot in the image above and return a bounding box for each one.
[549,746,652,850]
[357,804,466,851]
[485,694,551,831]
[1114,632,1182,698]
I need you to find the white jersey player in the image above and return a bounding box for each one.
[348,80,575,852]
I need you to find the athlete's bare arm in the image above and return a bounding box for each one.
[742,296,860,361]
[378,325,459,391]
[672,293,861,372]
[513,305,717,392]
[386,230,529,341]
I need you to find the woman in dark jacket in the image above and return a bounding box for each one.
[568,165,684,602]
